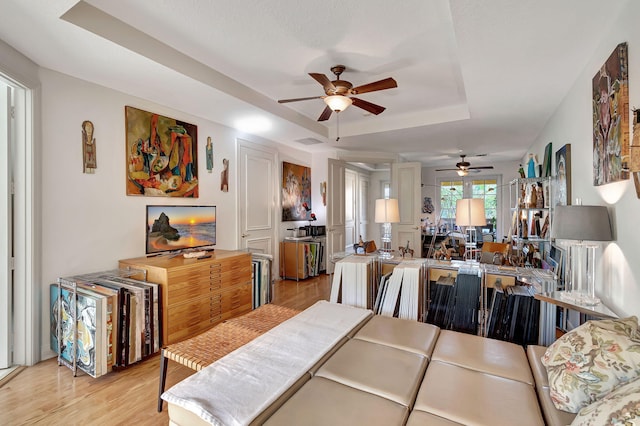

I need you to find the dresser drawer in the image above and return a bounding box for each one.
[166,274,212,302]
[220,281,252,313]
[167,295,223,343]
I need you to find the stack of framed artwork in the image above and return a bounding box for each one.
[50,270,160,378]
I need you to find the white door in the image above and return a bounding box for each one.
[344,168,357,249]
[0,85,11,368]
[326,159,346,273]
[392,162,422,256]
[358,173,370,241]
[238,141,276,257]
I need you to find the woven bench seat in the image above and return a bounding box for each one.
[158,304,301,412]
[225,304,301,334]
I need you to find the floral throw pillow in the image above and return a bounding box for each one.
[570,376,640,426]
[541,316,640,413]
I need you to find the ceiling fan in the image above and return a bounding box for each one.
[277,65,397,121]
[435,155,494,176]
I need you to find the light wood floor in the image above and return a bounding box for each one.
[0,276,331,425]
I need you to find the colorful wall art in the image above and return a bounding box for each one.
[593,42,629,186]
[125,106,198,197]
[282,161,312,221]
[555,144,572,206]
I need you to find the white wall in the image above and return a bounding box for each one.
[37,69,313,359]
[525,0,640,318]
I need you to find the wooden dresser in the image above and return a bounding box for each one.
[119,250,252,346]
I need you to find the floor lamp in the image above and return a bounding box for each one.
[456,198,486,260]
[375,198,400,259]
[550,204,612,305]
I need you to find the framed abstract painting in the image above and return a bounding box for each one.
[281,161,312,221]
[592,42,629,186]
[125,106,199,197]
[554,144,571,206]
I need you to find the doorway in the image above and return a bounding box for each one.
[0,72,36,368]
[0,79,11,369]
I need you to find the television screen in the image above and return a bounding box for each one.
[146,205,216,255]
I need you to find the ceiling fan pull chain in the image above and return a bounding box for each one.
[336,113,340,142]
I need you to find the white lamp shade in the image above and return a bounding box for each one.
[551,205,613,241]
[324,95,353,112]
[375,198,400,223]
[455,198,486,227]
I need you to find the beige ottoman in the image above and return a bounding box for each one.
[414,361,544,426]
[432,330,533,385]
[353,315,440,358]
[315,338,428,407]
[263,377,409,426]
[406,409,464,425]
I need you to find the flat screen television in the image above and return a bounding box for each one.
[146,205,216,255]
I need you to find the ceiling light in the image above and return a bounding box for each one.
[457,169,469,176]
[324,95,353,112]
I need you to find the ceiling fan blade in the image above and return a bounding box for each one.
[351,97,386,115]
[435,168,460,172]
[468,166,494,170]
[309,73,336,92]
[350,77,398,95]
[318,105,333,121]
[278,96,323,104]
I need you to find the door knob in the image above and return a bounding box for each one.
[241,233,250,238]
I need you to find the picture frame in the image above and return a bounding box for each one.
[554,144,571,206]
[542,142,552,177]
[125,106,198,197]
[593,42,629,186]
[549,244,565,289]
[281,161,312,221]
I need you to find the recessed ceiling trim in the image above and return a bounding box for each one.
[61,1,327,138]
[332,103,471,139]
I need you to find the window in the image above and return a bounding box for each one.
[439,180,463,231]
[472,178,498,231]
[381,181,390,199]
[437,176,500,236]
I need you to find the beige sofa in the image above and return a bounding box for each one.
[166,308,573,425]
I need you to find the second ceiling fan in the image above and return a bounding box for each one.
[435,155,494,176]
[277,65,397,121]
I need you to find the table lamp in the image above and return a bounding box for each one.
[375,198,400,259]
[456,198,486,257]
[550,204,613,305]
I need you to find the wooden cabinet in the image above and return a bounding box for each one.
[279,237,326,281]
[119,250,252,346]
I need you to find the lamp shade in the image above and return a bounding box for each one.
[324,95,353,112]
[551,205,613,241]
[455,198,486,227]
[375,198,400,223]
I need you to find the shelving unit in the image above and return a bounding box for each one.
[279,236,326,281]
[509,176,553,266]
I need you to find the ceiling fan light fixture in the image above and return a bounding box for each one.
[324,95,352,112]
[457,169,468,177]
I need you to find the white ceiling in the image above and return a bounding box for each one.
[0,0,628,167]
